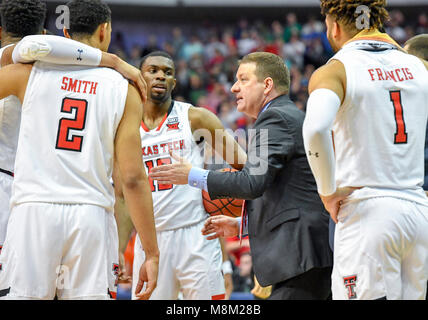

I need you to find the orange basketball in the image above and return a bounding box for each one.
[202,168,244,217]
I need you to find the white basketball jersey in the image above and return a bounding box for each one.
[0,45,21,173]
[330,40,428,203]
[141,101,207,231]
[11,61,128,210]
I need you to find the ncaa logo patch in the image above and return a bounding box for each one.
[343,275,357,299]
[166,117,180,131]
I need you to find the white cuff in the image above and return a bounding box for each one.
[13,35,101,66]
[222,260,233,275]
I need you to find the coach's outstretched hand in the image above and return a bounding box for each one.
[201,215,240,240]
[134,256,159,300]
[149,151,193,185]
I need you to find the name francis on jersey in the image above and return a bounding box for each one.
[142,139,186,157]
[367,67,414,82]
[60,76,99,95]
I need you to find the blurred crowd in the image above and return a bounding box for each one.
[110,10,428,299]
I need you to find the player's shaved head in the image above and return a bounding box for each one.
[139,51,174,71]
[0,0,46,37]
[66,0,111,37]
[404,34,428,60]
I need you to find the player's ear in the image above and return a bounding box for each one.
[63,27,71,39]
[0,27,2,41]
[99,23,108,43]
[172,78,177,91]
[42,29,47,35]
[332,21,341,39]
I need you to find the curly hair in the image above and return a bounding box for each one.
[320,0,389,30]
[0,0,46,37]
[67,0,111,37]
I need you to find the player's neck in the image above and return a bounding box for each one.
[71,36,103,51]
[1,34,21,48]
[142,98,172,129]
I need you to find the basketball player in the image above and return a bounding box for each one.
[0,0,46,258]
[0,0,159,300]
[404,34,428,60]
[302,0,428,299]
[113,51,246,300]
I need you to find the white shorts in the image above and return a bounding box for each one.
[132,219,225,300]
[0,202,118,300]
[0,173,13,248]
[332,197,428,300]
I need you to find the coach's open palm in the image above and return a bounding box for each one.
[134,257,159,300]
[201,215,240,240]
[149,151,192,185]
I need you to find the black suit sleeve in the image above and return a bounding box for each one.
[207,108,296,200]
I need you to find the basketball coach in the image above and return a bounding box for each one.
[149,52,333,300]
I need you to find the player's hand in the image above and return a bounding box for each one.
[117,253,131,284]
[201,215,240,240]
[148,151,192,185]
[100,52,147,103]
[134,256,159,300]
[320,187,357,223]
[116,60,147,103]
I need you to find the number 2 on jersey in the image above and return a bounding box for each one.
[145,157,173,192]
[389,91,408,144]
[55,98,88,152]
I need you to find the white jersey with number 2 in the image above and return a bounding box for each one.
[11,61,128,211]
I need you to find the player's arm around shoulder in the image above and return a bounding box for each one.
[188,106,247,170]
[114,83,159,299]
[308,59,346,102]
[0,63,32,102]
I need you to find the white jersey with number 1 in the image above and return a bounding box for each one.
[330,40,428,204]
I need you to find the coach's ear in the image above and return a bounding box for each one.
[63,27,71,39]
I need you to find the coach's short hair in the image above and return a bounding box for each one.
[66,0,111,37]
[240,52,290,95]
[405,34,428,61]
[139,51,175,71]
[0,0,46,37]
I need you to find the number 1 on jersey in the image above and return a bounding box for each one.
[390,91,407,144]
[145,157,173,192]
